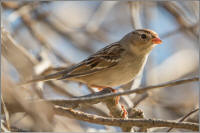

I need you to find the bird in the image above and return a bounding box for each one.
[21,29,162,90]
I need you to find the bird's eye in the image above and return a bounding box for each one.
[141,34,147,39]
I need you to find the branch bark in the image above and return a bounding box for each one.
[100,88,128,132]
[44,77,199,105]
[54,106,199,131]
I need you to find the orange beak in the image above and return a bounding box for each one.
[152,37,162,44]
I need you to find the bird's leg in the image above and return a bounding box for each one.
[89,85,120,105]
[109,88,120,105]
[121,105,128,118]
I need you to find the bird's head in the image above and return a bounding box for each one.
[120,29,162,55]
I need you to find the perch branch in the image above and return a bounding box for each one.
[54,106,199,131]
[44,77,199,104]
[99,88,128,132]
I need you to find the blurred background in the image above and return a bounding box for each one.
[1,1,199,132]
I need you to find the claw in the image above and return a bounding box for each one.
[121,105,128,118]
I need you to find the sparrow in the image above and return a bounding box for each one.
[22,29,162,90]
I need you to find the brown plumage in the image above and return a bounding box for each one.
[21,29,162,89]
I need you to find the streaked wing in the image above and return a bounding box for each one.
[59,43,125,79]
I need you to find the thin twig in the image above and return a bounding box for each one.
[45,77,199,104]
[1,96,11,131]
[160,2,198,39]
[35,8,95,53]
[133,93,149,108]
[1,27,38,79]
[1,120,10,132]
[23,12,71,64]
[83,1,117,43]
[8,3,72,64]
[167,108,199,132]
[160,22,199,39]
[54,106,199,131]
[128,1,142,29]
[85,1,117,33]
[46,81,74,97]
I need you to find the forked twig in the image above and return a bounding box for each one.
[167,108,199,132]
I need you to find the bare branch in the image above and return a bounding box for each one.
[1,120,10,132]
[99,88,128,132]
[133,93,149,108]
[2,1,20,9]
[85,1,117,33]
[54,106,199,131]
[14,4,72,64]
[45,77,199,104]
[159,2,198,39]
[160,22,199,39]
[128,1,142,29]
[1,96,11,131]
[167,108,199,132]
[1,27,38,80]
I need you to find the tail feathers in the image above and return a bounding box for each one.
[19,71,66,86]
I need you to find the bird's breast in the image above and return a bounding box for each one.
[77,54,149,87]
[109,54,148,86]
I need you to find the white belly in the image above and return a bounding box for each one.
[82,54,149,87]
